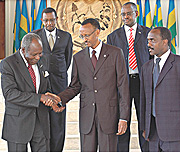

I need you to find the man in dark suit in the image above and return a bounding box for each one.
[1,33,62,151]
[32,7,73,151]
[53,18,130,151]
[107,2,150,151]
[140,27,180,152]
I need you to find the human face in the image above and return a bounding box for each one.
[121,4,138,27]
[147,29,168,57]
[22,39,43,65]
[79,23,100,49]
[41,12,57,32]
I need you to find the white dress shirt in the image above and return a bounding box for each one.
[124,23,139,74]
[89,40,102,60]
[45,28,56,44]
[20,50,40,94]
[154,49,171,73]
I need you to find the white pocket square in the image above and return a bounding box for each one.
[43,71,49,77]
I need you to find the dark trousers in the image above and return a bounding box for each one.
[80,106,118,152]
[118,74,149,152]
[7,117,50,152]
[149,116,180,152]
[50,108,66,152]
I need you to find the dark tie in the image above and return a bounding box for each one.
[28,63,36,91]
[152,58,161,116]
[91,50,97,69]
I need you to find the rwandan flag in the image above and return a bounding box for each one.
[144,0,152,28]
[136,0,143,25]
[167,0,177,54]
[30,0,36,32]
[153,0,163,27]
[34,0,46,30]
[19,0,30,41]
[13,0,21,53]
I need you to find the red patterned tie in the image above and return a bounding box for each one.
[91,50,97,69]
[129,28,137,70]
[28,63,36,90]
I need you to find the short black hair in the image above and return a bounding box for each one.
[123,2,137,11]
[154,27,172,47]
[81,18,101,30]
[42,7,57,18]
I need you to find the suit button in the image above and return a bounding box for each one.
[93,103,95,106]
[94,90,97,93]
[94,77,97,80]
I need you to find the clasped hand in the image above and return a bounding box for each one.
[40,92,65,112]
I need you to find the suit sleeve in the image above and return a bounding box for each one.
[116,49,130,121]
[140,66,146,131]
[58,56,81,105]
[65,33,73,70]
[1,60,41,107]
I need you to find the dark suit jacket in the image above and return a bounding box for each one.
[58,43,130,134]
[107,24,151,74]
[1,51,51,143]
[140,53,180,141]
[32,28,73,94]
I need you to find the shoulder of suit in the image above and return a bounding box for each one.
[108,27,123,37]
[30,28,43,34]
[1,51,19,69]
[56,29,71,36]
[137,24,151,33]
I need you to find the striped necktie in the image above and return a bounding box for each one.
[129,28,137,70]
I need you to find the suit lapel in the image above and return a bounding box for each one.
[119,26,128,44]
[156,53,174,87]
[37,61,45,93]
[41,29,51,51]
[94,43,109,75]
[134,24,143,44]
[15,51,35,91]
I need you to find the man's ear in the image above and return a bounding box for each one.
[163,39,168,46]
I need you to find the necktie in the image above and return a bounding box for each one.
[49,34,54,50]
[91,50,97,69]
[129,28,137,70]
[152,58,161,116]
[28,63,36,91]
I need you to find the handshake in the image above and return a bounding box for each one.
[40,92,65,112]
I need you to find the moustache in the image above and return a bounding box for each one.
[148,46,154,50]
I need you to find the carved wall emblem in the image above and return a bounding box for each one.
[51,0,129,54]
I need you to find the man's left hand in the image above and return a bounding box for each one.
[116,120,127,135]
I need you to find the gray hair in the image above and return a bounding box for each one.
[21,33,42,53]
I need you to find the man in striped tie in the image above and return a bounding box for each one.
[107,2,151,152]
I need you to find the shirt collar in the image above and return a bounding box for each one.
[124,23,137,33]
[45,28,56,37]
[154,49,171,63]
[20,49,29,67]
[89,40,102,55]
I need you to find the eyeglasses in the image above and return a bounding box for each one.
[79,29,97,39]
[121,11,135,17]
[42,18,56,23]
